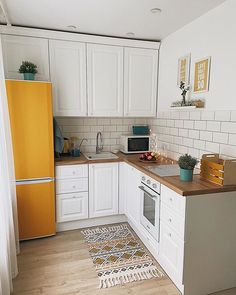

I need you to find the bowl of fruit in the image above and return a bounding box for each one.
[139,152,160,162]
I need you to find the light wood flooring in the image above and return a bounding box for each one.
[12,229,236,295]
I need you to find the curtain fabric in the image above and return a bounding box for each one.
[0,36,19,295]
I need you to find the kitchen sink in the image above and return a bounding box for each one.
[83,152,119,160]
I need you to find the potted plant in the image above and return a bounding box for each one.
[178,153,198,182]
[18,61,38,80]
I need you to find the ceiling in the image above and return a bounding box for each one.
[1,0,227,40]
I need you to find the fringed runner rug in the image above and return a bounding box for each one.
[81,223,165,288]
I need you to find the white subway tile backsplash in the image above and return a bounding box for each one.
[231,111,236,122]
[205,142,220,153]
[166,120,175,127]
[207,121,221,132]
[174,120,184,128]
[169,128,179,136]
[58,110,236,159]
[179,145,188,154]
[194,140,206,150]
[184,120,194,129]
[200,131,213,141]
[220,144,236,157]
[221,122,236,133]
[104,125,117,132]
[229,134,236,145]
[213,132,228,144]
[174,136,183,145]
[179,111,190,120]
[189,111,201,120]
[179,129,188,137]
[188,130,200,139]
[183,137,194,147]
[194,121,207,130]
[215,111,231,121]
[170,111,180,120]
[201,111,215,121]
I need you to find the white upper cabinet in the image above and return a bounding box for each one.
[49,40,87,116]
[89,163,118,218]
[87,44,124,117]
[124,48,158,117]
[2,35,49,81]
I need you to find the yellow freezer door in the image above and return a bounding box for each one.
[6,80,54,180]
[16,179,55,240]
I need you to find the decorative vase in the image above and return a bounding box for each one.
[23,73,35,80]
[180,168,193,182]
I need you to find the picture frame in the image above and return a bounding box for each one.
[193,56,211,93]
[177,54,191,86]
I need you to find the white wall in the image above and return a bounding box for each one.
[158,0,236,111]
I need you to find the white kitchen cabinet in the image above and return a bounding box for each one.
[89,163,118,218]
[57,192,88,222]
[87,44,124,116]
[124,47,158,117]
[125,164,141,226]
[2,35,50,81]
[49,40,87,116]
[159,221,184,285]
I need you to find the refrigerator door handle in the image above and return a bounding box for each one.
[16,177,55,185]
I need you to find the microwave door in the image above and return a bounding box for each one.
[128,137,149,152]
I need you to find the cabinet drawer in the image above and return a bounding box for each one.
[56,164,88,179]
[56,192,88,222]
[161,185,185,216]
[161,203,185,239]
[56,178,88,194]
[159,221,184,285]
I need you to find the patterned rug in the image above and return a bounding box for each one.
[81,223,164,288]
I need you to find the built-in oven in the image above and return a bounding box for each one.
[139,174,161,241]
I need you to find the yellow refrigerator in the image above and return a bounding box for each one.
[6,80,56,240]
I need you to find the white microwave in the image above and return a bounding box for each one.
[120,134,151,154]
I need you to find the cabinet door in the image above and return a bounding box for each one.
[56,192,88,222]
[124,48,158,117]
[2,35,49,81]
[159,221,184,285]
[89,163,118,218]
[125,165,141,226]
[87,44,123,116]
[49,40,87,116]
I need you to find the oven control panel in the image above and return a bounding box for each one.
[141,174,161,194]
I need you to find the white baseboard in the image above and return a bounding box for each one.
[56,214,127,232]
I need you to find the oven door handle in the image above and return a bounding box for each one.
[138,186,157,199]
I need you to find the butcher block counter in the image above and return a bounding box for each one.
[55,152,236,196]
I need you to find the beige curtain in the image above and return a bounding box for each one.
[0,35,19,295]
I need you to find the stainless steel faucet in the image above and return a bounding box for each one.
[96,132,103,154]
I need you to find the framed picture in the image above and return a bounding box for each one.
[177,54,191,86]
[193,57,211,93]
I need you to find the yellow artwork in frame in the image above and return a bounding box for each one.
[193,57,211,93]
[177,54,190,86]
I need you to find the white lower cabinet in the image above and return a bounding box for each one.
[56,164,89,223]
[124,164,141,226]
[89,163,118,218]
[159,221,184,284]
[57,192,88,222]
[159,185,185,292]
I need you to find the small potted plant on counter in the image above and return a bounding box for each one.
[18,61,38,80]
[178,153,198,182]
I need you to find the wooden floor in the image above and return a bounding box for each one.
[12,229,236,295]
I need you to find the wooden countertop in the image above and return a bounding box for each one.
[55,153,236,196]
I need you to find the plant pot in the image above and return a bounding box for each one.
[180,168,193,182]
[23,73,35,80]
